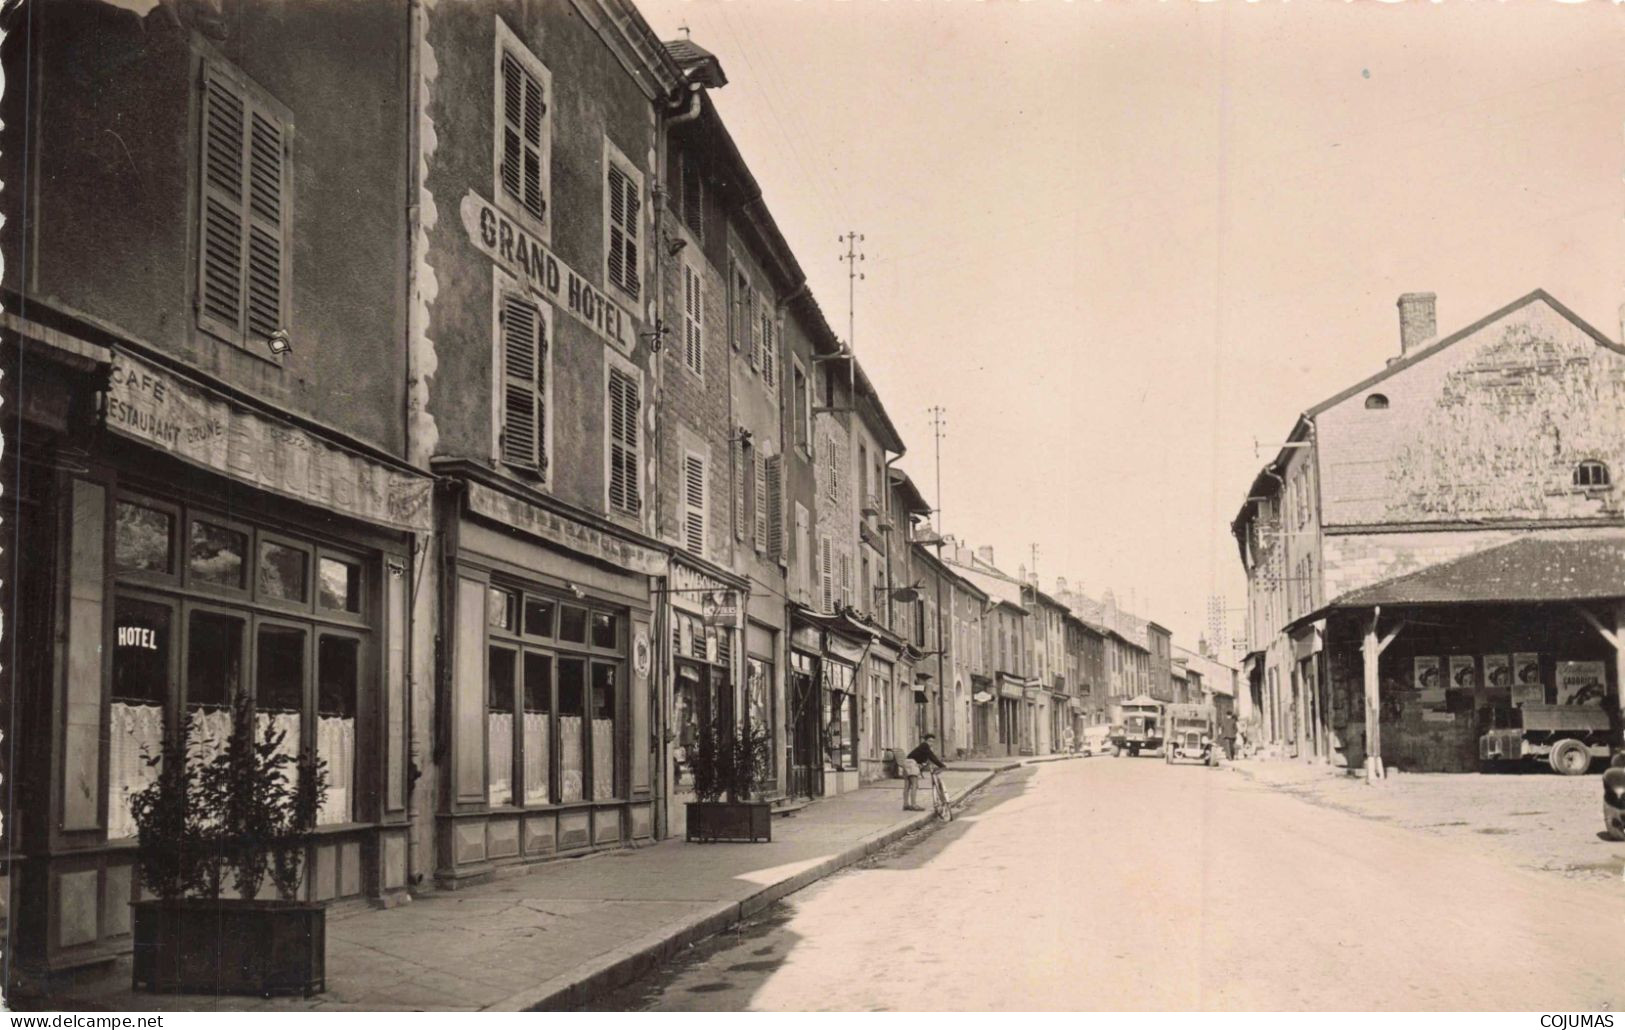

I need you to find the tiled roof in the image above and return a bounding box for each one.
[1328,531,1625,609]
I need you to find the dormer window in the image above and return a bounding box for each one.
[1364,393,1389,410]
[1574,460,1611,489]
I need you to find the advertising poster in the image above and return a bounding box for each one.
[1449,655,1478,691]
[1512,653,1543,705]
[1413,656,1440,693]
[1556,661,1607,706]
[1483,654,1512,689]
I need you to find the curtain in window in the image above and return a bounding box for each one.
[523,712,549,805]
[255,710,302,770]
[488,711,513,805]
[559,715,585,802]
[188,706,234,770]
[108,702,164,839]
[591,718,615,800]
[317,715,355,825]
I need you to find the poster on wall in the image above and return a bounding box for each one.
[1483,655,1511,690]
[1512,653,1543,705]
[1556,661,1608,706]
[1448,656,1478,691]
[1413,657,1440,692]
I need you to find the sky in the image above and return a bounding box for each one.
[636,0,1625,653]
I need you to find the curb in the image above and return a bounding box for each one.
[488,768,1000,1012]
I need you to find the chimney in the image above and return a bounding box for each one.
[976,545,995,567]
[1056,576,1069,594]
[1397,292,1436,356]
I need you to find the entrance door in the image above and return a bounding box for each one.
[788,663,823,799]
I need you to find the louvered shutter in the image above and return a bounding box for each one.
[747,289,759,369]
[754,452,768,553]
[606,165,640,297]
[820,537,833,614]
[766,455,784,564]
[733,441,748,543]
[500,294,547,472]
[760,309,776,389]
[840,554,852,609]
[608,369,641,515]
[197,63,287,348]
[683,266,702,376]
[683,454,706,557]
[681,156,703,238]
[500,51,547,222]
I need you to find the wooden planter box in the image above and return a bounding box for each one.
[686,801,772,843]
[131,899,326,997]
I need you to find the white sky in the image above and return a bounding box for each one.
[638,1,1625,650]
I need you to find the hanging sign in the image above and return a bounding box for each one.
[460,190,638,355]
[701,590,739,626]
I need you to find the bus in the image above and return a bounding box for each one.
[1108,695,1164,757]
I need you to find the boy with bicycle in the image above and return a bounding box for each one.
[902,733,948,811]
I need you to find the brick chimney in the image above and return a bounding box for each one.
[1397,292,1436,356]
[976,545,995,567]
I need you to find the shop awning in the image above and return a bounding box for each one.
[1296,532,1625,628]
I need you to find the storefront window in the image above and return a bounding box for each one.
[591,664,617,800]
[487,645,516,806]
[186,610,243,768]
[256,626,305,767]
[489,587,516,632]
[190,521,246,589]
[524,596,554,637]
[591,612,618,649]
[109,598,171,838]
[747,657,773,768]
[558,658,586,802]
[317,635,359,824]
[823,661,857,771]
[523,653,551,804]
[318,557,362,614]
[259,541,309,603]
[116,501,173,574]
[559,605,588,644]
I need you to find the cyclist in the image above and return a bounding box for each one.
[903,733,948,811]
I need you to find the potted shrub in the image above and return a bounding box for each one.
[130,694,329,997]
[685,710,774,843]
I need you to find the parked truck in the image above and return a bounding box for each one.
[1163,703,1218,766]
[1108,695,1164,757]
[1479,703,1612,776]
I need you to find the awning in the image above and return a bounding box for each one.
[1291,531,1625,629]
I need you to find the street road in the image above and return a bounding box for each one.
[587,757,1625,1010]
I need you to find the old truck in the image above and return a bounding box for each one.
[1108,695,1164,757]
[1479,703,1612,776]
[1164,703,1218,766]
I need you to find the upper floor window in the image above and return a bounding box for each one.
[196,59,291,354]
[682,451,708,557]
[760,303,777,390]
[1364,393,1389,410]
[604,145,643,301]
[606,363,642,517]
[497,286,550,477]
[792,358,811,455]
[1575,460,1611,489]
[494,19,551,232]
[679,152,704,241]
[682,265,703,378]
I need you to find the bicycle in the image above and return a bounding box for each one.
[928,767,953,822]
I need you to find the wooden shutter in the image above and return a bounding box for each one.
[683,453,706,557]
[500,51,547,222]
[680,154,703,238]
[766,455,784,564]
[608,369,641,515]
[683,266,702,376]
[500,294,546,472]
[840,554,852,609]
[734,440,748,543]
[607,165,640,297]
[820,536,833,613]
[754,451,768,553]
[747,289,760,369]
[197,63,287,347]
[732,269,747,352]
[760,309,776,389]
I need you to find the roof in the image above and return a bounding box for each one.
[888,468,933,517]
[662,38,728,88]
[1309,531,1625,618]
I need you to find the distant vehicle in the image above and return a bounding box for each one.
[1080,724,1113,757]
[1164,703,1217,766]
[1479,703,1611,775]
[1109,695,1164,757]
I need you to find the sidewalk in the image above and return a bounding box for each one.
[1228,757,1624,884]
[24,767,1003,1013]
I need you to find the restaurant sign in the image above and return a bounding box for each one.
[105,351,433,532]
[460,190,639,355]
[466,482,664,577]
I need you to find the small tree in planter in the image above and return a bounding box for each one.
[685,710,774,843]
[130,694,329,997]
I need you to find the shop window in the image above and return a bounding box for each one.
[524,596,555,637]
[259,541,308,603]
[591,611,618,650]
[116,501,174,574]
[487,645,515,807]
[109,597,172,838]
[318,556,362,614]
[747,657,774,779]
[557,658,586,802]
[185,609,244,771]
[559,605,588,645]
[190,521,247,589]
[317,636,359,824]
[1575,460,1611,489]
[256,625,305,767]
[591,663,617,800]
[489,587,517,632]
[523,653,552,805]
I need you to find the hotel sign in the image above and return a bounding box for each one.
[105,351,433,532]
[459,190,639,355]
[466,482,664,577]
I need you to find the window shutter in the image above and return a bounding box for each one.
[197,64,287,348]
[500,294,546,472]
[820,536,833,614]
[840,554,852,609]
[747,289,760,369]
[734,440,748,543]
[732,270,747,352]
[760,309,776,389]
[608,369,641,515]
[683,266,702,376]
[683,454,706,557]
[500,51,547,222]
[607,165,640,297]
[681,155,703,238]
[754,451,768,553]
[766,455,784,564]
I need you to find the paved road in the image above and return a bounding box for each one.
[586,757,1625,1010]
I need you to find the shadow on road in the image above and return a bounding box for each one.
[858,766,1039,872]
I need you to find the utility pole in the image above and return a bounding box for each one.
[834,231,864,403]
[929,406,948,751]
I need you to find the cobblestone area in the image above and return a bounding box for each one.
[1230,759,1625,883]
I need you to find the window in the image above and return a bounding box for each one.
[736,436,752,544]
[498,291,549,475]
[820,535,834,613]
[1575,460,1611,489]
[732,269,751,354]
[605,161,641,299]
[792,359,811,454]
[196,60,290,351]
[682,265,703,377]
[1364,393,1389,410]
[759,300,777,389]
[116,501,174,575]
[766,454,784,564]
[494,20,551,228]
[840,553,853,609]
[192,520,247,590]
[683,452,707,557]
[825,435,840,499]
[607,366,642,517]
[679,152,703,240]
[754,451,769,553]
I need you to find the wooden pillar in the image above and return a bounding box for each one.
[1615,601,1625,755]
[1363,612,1382,784]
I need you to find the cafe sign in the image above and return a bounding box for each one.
[460,190,639,355]
[105,350,433,532]
[466,482,664,577]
